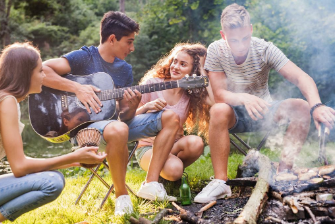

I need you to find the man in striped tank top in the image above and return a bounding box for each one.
[194,3,335,203]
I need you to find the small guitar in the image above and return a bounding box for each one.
[29,72,209,143]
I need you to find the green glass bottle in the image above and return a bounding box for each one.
[180,174,192,205]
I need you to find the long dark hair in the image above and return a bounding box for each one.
[0,42,40,100]
[140,43,210,141]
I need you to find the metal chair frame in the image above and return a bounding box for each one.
[75,141,138,210]
[230,129,273,156]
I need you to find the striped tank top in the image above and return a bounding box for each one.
[204,37,289,102]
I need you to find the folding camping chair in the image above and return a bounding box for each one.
[75,141,138,210]
[230,127,275,156]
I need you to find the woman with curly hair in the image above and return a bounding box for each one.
[135,43,214,200]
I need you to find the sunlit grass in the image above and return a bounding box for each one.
[4,138,333,224]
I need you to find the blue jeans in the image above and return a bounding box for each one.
[0,171,65,221]
[79,111,164,150]
[229,101,283,133]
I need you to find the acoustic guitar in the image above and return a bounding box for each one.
[28,72,209,143]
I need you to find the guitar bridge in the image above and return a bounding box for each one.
[61,95,68,111]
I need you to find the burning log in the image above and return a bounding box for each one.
[234,150,276,224]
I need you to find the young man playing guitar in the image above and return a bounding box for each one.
[42,11,179,216]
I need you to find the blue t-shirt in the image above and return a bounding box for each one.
[63,46,133,88]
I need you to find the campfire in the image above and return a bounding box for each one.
[230,150,335,223]
[130,150,335,224]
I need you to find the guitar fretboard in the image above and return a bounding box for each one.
[96,80,179,100]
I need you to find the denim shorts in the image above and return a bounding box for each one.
[134,146,152,165]
[229,101,283,133]
[71,111,164,151]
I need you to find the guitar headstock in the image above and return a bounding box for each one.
[178,75,209,89]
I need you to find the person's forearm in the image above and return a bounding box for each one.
[12,153,77,177]
[296,75,322,107]
[214,89,246,106]
[136,104,148,115]
[42,65,80,93]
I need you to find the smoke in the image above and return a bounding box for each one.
[241,0,335,155]
[248,0,335,103]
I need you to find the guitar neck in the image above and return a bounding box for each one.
[96,80,179,100]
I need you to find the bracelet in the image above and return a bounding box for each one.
[310,103,324,116]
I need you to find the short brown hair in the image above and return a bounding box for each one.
[221,3,250,32]
[100,11,140,43]
[0,42,40,99]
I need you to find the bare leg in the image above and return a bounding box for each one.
[208,103,236,181]
[145,110,179,183]
[273,99,311,172]
[140,135,204,181]
[103,121,129,197]
[170,135,204,167]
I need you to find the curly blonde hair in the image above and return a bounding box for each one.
[140,43,210,141]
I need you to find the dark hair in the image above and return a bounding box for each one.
[140,43,210,141]
[100,11,140,43]
[0,42,40,100]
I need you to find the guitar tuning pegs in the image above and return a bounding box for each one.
[185,74,189,79]
[192,74,197,78]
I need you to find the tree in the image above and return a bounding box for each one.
[0,0,14,47]
[119,0,125,12]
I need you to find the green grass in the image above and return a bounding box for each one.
[4,139,335,224]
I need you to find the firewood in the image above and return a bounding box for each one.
[226,177,257,187]
[271,191,283,202]
[129,216,151,224]
[283,196,301,214]
[171,202,210,224]
[234,150,275,224]
[304,206,317,223]
[265,216,290,224]
[129,217,140,224]
[152,209,173,224]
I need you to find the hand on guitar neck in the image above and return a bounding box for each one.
[119,88,142,121]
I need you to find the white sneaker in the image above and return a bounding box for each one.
[114,195,133,216]
[137,181,177,201]
[194,179,231,203]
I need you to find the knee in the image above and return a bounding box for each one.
[161,110,180,129]
[290,99,311,121]
[41,171,65,201]
[210,103,233,125]
[186,136,204,156]
[103,121,128,141]
[163,160,184,181]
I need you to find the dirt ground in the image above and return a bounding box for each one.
[168,187,252,224]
